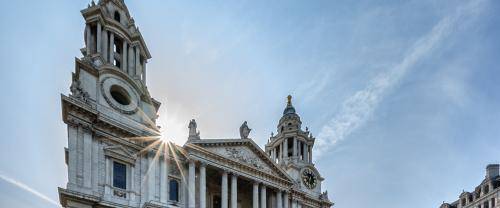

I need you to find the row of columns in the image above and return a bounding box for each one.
[188,160,292,208]
[85,22,147,84]
[270,137,312,163]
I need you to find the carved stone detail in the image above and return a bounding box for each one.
[225,147,264,170]
[70,73,90,103]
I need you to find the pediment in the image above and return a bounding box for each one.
[187,139,293,184]
[104,145,136,164]
[206,144,273,172]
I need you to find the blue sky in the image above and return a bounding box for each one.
[1,0,499,207]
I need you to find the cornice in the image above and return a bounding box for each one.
[61,95,159,138]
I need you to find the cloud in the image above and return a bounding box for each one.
[0,173,60,207]
[314,0,486,159]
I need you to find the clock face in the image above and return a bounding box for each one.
[301,168,317,189]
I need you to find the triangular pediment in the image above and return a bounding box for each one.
[206,144,273,171]
[187,139,293,183]
[103,145,136,164]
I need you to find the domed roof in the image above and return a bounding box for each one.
[283,95,297,115]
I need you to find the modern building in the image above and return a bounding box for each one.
[58,0,333,208]
[440,164,500,208]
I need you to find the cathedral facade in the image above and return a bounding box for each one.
[58,1,333,208]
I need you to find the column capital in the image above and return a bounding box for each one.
[199,161,207,167]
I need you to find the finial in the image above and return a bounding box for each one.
[287,95,292,105]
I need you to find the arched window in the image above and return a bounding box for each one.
[114,11,121,22]
[169,179,179,202]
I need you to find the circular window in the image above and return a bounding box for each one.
[110,85,131,105]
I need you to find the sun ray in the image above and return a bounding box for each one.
[167,143,187,182]
[141,141,165,186]
[0,173,61,207]
[135,139,163,156]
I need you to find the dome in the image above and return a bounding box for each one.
[283,105,296,115]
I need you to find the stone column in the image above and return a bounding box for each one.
[102,30,108,62]
[109,32,114,64]
[200,163,206,208]
[160,156,168,203]
[128,45,134,76]
[284,138,288,158]
[260,185,267,208]
[122,41,128,72]
[231,174,238,208]
[283,192,289,208]
[147,155,156,201]
[97,22,101,53]
[222,171,228,208]
[188,160,196,208]
[135,46,141,79]
[303,143,308,162]
[307,146,312,163]
[292,138,297,158]
[143,60,147,84]
[85,24,91,55]
[277,191,283,208]
[280,142,284,160]
[253,183,259,208]
[292,200,298,208]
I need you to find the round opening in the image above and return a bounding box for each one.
[110,85,131,105]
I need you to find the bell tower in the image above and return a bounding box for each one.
[59,1,164,207]
[265,96,331,205]
[266,95,314,165]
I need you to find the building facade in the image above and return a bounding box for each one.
[440,164,500,208]
[58,1,333,208]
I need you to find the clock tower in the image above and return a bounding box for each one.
[265,96,332,207]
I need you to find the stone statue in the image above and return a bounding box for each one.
[239,121,251,139]
[319,191,330,201]
[188,119,200,140]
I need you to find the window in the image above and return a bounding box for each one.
[169,179,179,202]
[110,85,131,105]
[484,201,489,208]
[113,161,126,189]
[114,11,121,22]
[484,185,489,194]
[461,198,466,206]
[492,198,496,207]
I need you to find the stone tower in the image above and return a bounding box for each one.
[59,0,167,207]
[265,95,331,206]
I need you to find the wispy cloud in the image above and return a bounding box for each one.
[0,172,60,207]
[314,0,486,158]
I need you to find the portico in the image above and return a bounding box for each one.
[184,139,293,208]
